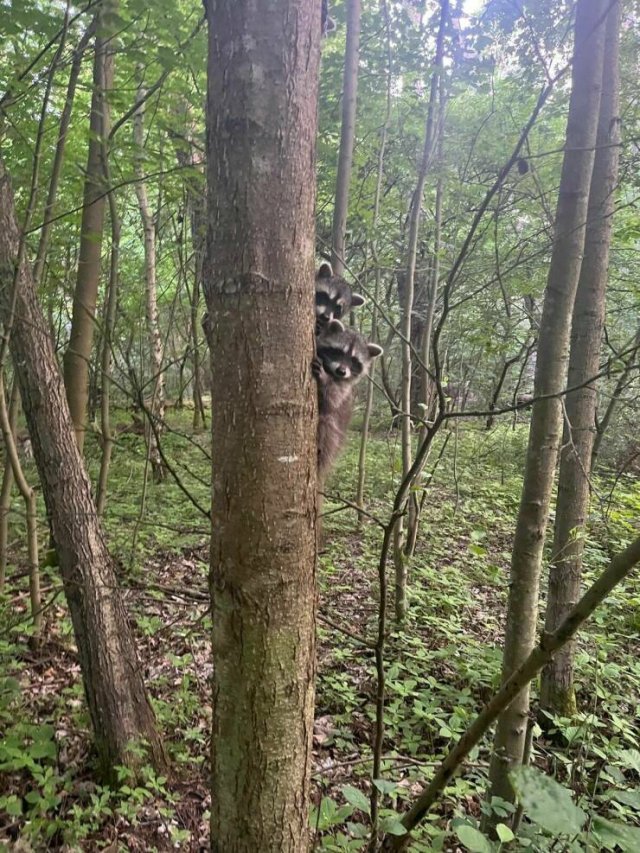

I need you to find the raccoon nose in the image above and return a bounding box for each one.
[335,365,347,378]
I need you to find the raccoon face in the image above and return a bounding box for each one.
[315,262,366,331]
[316,320,383,383]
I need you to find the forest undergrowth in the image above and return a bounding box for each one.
[1,411,640,851]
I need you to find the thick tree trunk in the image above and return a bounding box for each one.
[63,1,117,452]
[133,78,166,483]
[205,1,320,850]
[0,160,166,780]
[486,0,607,815]
[330,0,361,275]
[540,0,620,717]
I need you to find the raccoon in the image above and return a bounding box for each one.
[315,262,365,332]
[313,319,382,478]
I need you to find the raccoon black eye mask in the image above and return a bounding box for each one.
[313,319,382,478]
[315,262,365,331]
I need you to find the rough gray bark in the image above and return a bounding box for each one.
[486,0,608,813]
[205,1,320,849]
[0,160,166,780]
[540,0,620,717]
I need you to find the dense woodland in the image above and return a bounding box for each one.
[1,0,640,850]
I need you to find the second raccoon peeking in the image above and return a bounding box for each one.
[313,262,383,480]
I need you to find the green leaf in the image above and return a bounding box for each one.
[592,815,640,851]
[380,815,407,836]
[510,766,586,837]
[455,824,493,852]
[29,740,56,760]
[341,784,371,815]
[2,794,22,816]
[496,823,514,843]
[620,749,640,774]
[608,789,640,810]
[373,778,398,796]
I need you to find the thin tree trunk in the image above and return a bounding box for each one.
[404,102,446,560]
[0,377,20,592]
[63,0,117,452]
[205,1,320,848]
[380,531,640,851]
[96,158,120,517]
[394,0,448,621]
[133,77,166,483]
[330,0,361,275]
[540,0,620,717]
[591,327,640,467]
[356,0,391,519]
[485,0,607,816]
[0,372,40,634]
[169,117,207,431]
[0,160,166,779]
[33,21,94,287]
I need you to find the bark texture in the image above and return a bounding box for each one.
[205,1,320,850]
[63,1,117,451]
[540,0,620,716]
[486,0,607,811]
[0,161,166,779]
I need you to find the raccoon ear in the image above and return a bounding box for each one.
[317,262,333,279]
[367,343,383,358]
[350,293,366,308]
[327,319,345,333]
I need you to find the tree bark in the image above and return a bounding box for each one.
[540,0,620,717]
[0,160,166,780]
[486,0,607,815]
[63,0,117,452]
[330,0,361,275]
[205,1,320,850]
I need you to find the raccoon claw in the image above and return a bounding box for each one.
[312,356,325,379]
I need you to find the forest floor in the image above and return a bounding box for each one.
[1,411,640,851]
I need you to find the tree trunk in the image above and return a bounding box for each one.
[485,0,607,816]
[356,0,391,519]
[0,160,166,780]
[133,77,166,483]
[0,377,20,592]
[33,21,94,287]
[96,156,120,518]
[205,1,320,850]
[0,372,41,634]
[63,0,117,452]
[394,0,448,621]
[540,0,620,717]
[330,0,361,275]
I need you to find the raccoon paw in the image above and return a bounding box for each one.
[312,356,326,381]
